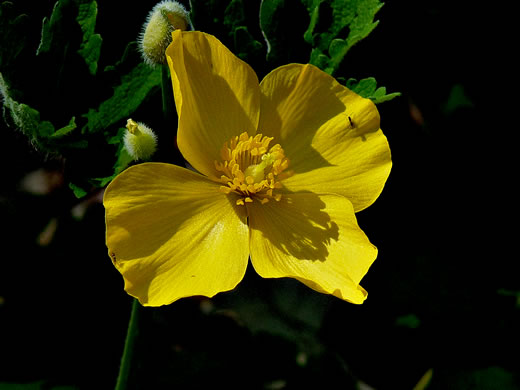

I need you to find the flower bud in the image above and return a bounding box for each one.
[139,1,191,66]
[124,119,158,161]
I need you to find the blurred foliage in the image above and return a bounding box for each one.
[0,0,517,390]
[1,0,398,198]
[0,0,163,196]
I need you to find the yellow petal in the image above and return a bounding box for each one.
[282,129,391,212]
[166,30,261,180]
[259,64,391,211]
[247,192,377,304]
[104,163,249,306]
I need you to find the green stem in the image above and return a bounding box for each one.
[115,298,140,390]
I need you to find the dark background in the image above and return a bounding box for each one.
[1,0,516,389]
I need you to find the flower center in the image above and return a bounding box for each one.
[215,132,291,205]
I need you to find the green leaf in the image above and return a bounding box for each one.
[69,182,88,198]
[36,0,73,57]
[442,84,474,115]
[82,60,161,133]
[394,314,421,329]
[113,147,133,176]
[259,0,310,67]
[51,116,77,138]
[340,0,382,54]
[328,38,349,59]
[232,26,264,62]
[36,0,102,103]
[0,1,30,72]
[191,0,265,65]
[1,72,50,140]
[76,0,102,75]
[38,120,55,138]
[346,77,400,104]
[89,128,133,188]
[220,278,329,351]
[108,127,134,176]
[309,49,331,72]
[223,0,264,63]
[2,73,85,149]
[223,0,246,28]
[259,0,284,63]
[302,0,320,44]
[302,0,383,74]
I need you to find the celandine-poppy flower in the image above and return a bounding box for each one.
[103,30,392,306]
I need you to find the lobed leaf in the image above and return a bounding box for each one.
[76,0,102,75]
[51,117,77,138]
[1,73,85,150]
[346,77,400,104]
[37,0,73,57]
[302,0,383,74]
[82,61,161,133]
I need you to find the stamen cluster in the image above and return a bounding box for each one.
[215,132,291,205]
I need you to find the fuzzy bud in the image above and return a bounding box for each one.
[124,119,158,161]
[139,1,191,66]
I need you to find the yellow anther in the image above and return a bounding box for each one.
[219,186,232,194]
[215,132,291,205]
[235,169,245,182]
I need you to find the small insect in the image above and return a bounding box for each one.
[348,116,355,128]
[110,252,117,263]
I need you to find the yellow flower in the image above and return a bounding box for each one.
[103,30,391,306]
